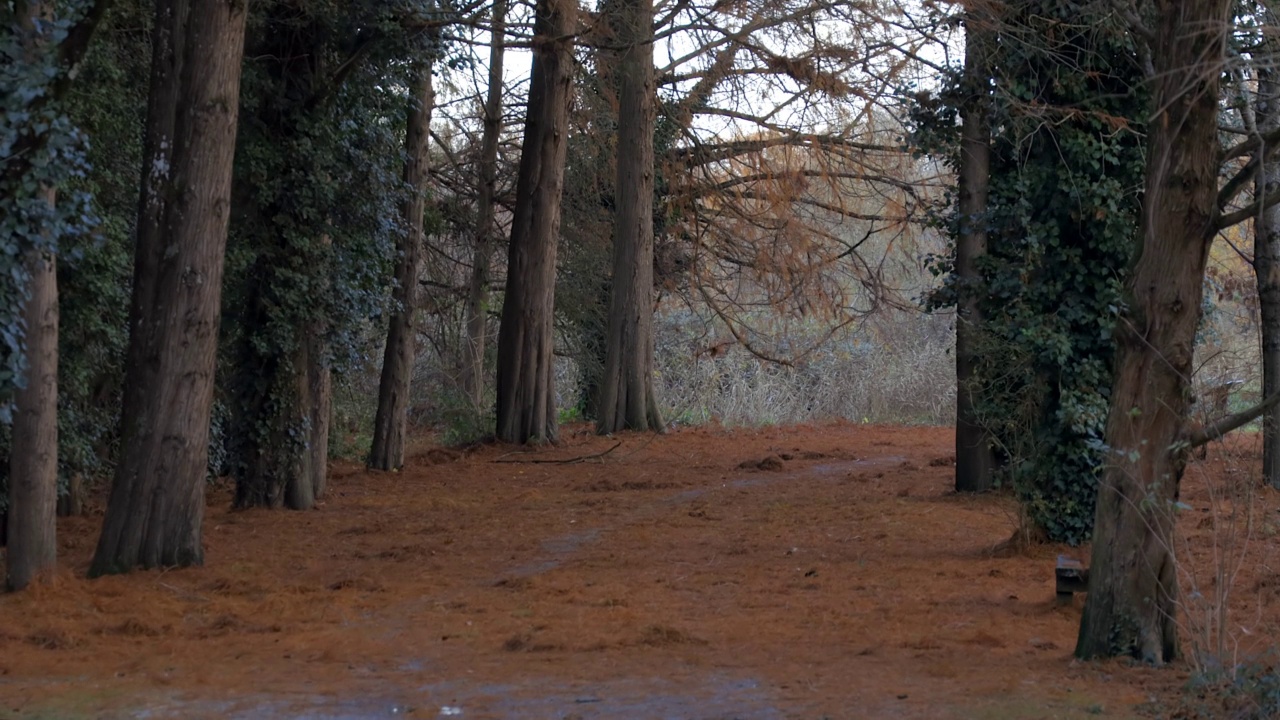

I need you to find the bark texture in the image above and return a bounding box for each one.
[1076,0,1229,663]
[286,320,330,508]
[1257,29,1280,489]
[7,186,59,591]
[461,0,507,408]
[369,67,435,471]
[90,0,247,575]
[596,0,663,434]
[954,8,996,492]
[494,0,577,444]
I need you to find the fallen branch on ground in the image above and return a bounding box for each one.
[491,441,623,464]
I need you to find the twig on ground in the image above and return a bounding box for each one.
[491,441,623,464]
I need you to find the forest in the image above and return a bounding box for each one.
[4,0,1280,716]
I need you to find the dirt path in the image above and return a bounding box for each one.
[0,424,1203,718]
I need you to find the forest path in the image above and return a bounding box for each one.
[1,424,1186,718]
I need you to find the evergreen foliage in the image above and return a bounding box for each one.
[0,0,112,512]
[0,2,95,422]
[56,1,147,489]
[911,0,1147,543]
[223,0,438,503]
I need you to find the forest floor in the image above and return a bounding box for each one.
[1,422,1277,719]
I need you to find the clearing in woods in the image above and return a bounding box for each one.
[1,423,1266,719]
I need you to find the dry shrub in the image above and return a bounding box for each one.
[1174,434,1271,680]
[653,307,954,427]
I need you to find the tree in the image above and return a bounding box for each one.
[550,0,927,413]
[461,0,507,409]
[4,0,61,592]
[226,2,340,509]
[1076,0,1230,663]
[287,230,333,508]
[494,0,578,444]
[0,0,110,575]
[1255,9,1280,488]
[952,6,996,493]
[226,1,423,506]
[54,0,151,520]
[90,0,248,575]
[911,0,1146,543]
[649,0,926,365]
[7,184,58,591]
[370,64,436,471]
[596,0,663,433]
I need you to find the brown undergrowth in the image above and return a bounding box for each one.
[1,423,1270,718]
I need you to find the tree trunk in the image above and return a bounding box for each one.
[286,319,330,509]
[1256,27,1280,489]
[56,474,84,517]
[461,0,507,409]
[236,256,332,510]
[369,66,435,471]
[7,185,59,591]
[90,0,247,576]
[494,0,577,444]
[596,0,663,434]
[1076,0,1228,663]
[954,8,996,493]
[307,339,330,500]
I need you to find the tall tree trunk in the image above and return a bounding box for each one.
[1256,27,1280,489]
[1076,0,1228,663]
[7,188,59,591]
[494,0,577,444]
[461,0,507,409]
[954,8,996,493]
[90,0,247,576]
[596,0,662,434]
[369,66,435,471]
